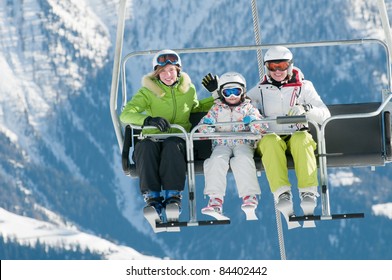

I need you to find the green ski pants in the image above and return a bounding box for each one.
[256,131,318,193]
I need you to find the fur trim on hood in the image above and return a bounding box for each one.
[141,72,192,98]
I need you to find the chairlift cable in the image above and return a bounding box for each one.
[251,0,264,80]
[251,0,286,260]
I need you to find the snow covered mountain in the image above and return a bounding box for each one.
[1,0,392,260]
[0,207,158,259]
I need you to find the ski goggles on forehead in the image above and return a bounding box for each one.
[266,61,291,71]
[222,87,243,97]
[156,53,180,66]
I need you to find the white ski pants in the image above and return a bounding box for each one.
[203,144,261,198]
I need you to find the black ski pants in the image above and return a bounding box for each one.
[132,136,186,194]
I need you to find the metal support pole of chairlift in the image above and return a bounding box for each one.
[377,0,392,63]
[377,0,392,165]
[377,0,392,110]
[186,127,198,225]
[110,0,127,151]
[250,0,286,260]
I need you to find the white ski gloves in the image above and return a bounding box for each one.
[288,104,312,116]
[288,105,306,116]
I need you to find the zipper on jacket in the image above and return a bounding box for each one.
[171,88,177,123]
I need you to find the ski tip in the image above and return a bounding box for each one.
[287,221,302,230]
[302,220,316,228]
[201,209,230,221]
[242,206,258,221]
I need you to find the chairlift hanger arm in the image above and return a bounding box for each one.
[110,0,128,150]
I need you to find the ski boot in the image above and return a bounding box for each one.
[201,196,229,220]
[164,190,182,232]
[143,193,165,233]
[241,195,258,220]
[300,191,317,228]
[275,191,301,230]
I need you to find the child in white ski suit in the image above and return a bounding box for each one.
[198,72,268,220]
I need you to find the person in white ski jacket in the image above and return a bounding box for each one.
[198,72,268,221]
[247,46,331,229]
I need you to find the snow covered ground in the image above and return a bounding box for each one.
[0,207,159,260]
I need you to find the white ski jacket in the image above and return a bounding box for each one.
[198,99,268,148]
[247,68,330,133]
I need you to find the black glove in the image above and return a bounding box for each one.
[143,116,171,132]
[202,73,219,93]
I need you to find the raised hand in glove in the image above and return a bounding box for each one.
[143,116,171,132]
[202,73,219,99]
[288,105,306,116]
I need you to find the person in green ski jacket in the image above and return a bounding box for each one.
[120,49,213,226]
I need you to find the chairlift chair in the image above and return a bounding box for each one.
[110,1,392,234]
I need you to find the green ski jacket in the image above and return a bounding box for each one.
[120,72,214,134]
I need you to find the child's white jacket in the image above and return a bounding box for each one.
[198,99,268,148]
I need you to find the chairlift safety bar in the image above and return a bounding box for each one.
[127,116,322,224]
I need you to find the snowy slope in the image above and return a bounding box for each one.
[0,207,158,260]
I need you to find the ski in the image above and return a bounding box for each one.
[165,203,181,232]
[282,214,301,230]
[143,206,166,233]
[300,198,316,228]
[241,204,258,220]
[302,220,316,228]
[275,200,301,230]
[201,208,230,221]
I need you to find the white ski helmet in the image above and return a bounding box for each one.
[217,72,247,102]
[264,46,294,75]
[152,49,182,70]
[218,71,246,90]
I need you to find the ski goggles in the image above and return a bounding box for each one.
[156,53,180,66]
[222,87,243,97]
[266,60,291,71]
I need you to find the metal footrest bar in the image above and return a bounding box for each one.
[289,213,364,222]
[156,219,231,228]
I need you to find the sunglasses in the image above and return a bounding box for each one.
[222,87,243,97]
[156,53,180,66]
[266,61,291,71]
